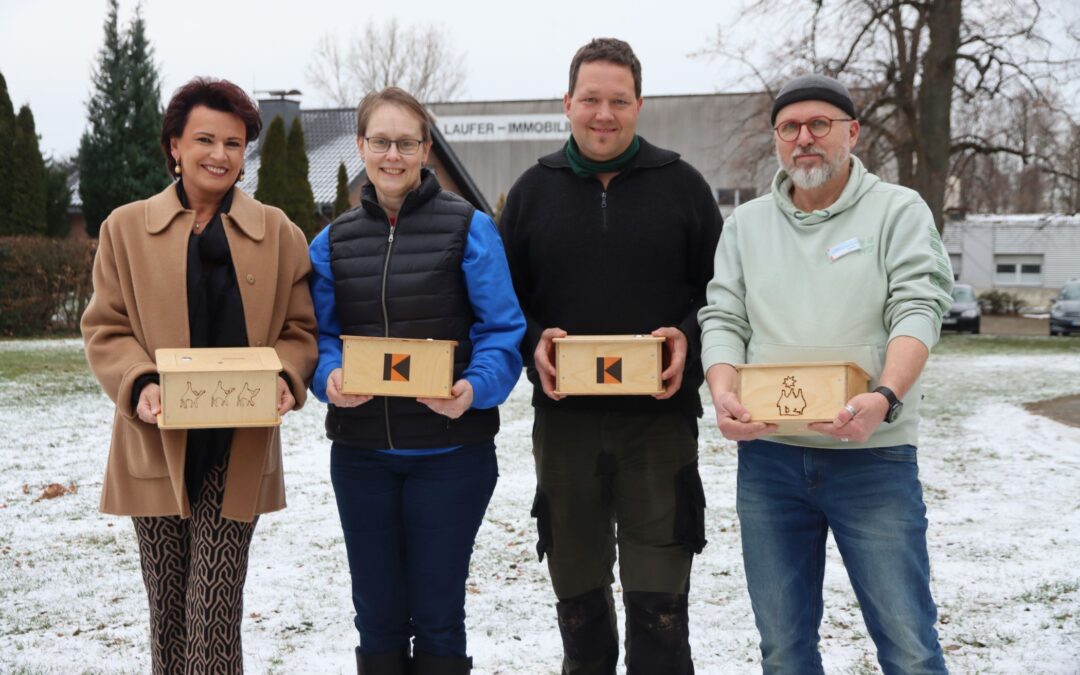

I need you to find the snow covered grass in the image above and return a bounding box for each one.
[1,336,1078,673]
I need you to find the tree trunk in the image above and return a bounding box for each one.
[915,0,962,233]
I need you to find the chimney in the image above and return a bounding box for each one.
[255,90,302,149]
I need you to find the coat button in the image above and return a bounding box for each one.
[246,274,255,284]
[255,340,264,346]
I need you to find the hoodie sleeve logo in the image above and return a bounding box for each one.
[383,353,411,382]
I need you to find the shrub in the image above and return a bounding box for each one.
[0,237,96,336]
[978,289,1024,315]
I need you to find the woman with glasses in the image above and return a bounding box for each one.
[308,87,525,675]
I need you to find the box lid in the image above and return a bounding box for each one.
[155,347,282,373]
[553,335,665,343]
[736,361,871,380]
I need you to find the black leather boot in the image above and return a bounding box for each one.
[624,591,694,675]
[555,587,619,675]
[355,647,410,675]
[412,651,472,674]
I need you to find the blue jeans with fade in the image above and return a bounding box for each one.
[330,441,498,658]
[737,439,947,675]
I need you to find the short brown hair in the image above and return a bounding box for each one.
[568,38,642,99]
[159,77,261,178]
[355,87,432,141]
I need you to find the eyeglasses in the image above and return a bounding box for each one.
[363,137,424,155]
[774,116,853,142]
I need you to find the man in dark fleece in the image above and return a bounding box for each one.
[499,37,722,675]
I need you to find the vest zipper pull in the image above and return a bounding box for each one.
[388,223,396,243]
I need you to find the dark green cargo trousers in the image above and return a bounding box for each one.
[531,406,706,675]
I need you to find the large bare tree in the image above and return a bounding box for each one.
[700,0,1080,228]
[307,19,467,106]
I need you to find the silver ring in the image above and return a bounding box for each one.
[843,404,857,416]
[841,437,849,442]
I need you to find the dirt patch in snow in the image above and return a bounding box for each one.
[1024,394,1080,428]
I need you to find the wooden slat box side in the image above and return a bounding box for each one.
[340,336,456,399]
[554,335,664,396]
[736,361,871,435]
[156,347,283,429]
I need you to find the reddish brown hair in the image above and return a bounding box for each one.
[355,87,432,141]
[160,77,261,178]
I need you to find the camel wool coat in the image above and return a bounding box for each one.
[81,185,318,522]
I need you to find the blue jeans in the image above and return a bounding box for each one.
[737,440,947,675]
[330,441,498,658]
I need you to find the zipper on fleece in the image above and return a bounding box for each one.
[600,191,608,231]
[380,221,397,448]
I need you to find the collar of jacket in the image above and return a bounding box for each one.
[360,168,442,220]
[144,183,266,241]
[537,136,680,174]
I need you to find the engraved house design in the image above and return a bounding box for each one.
[596,357,622,384]
[179,381,205,409]
[383,353,411,382]
[776,375,807,416]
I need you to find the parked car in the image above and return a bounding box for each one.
[942,284,981,333]
[1049,280,1080,336]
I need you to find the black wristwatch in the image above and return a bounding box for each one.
[874,386,903,423]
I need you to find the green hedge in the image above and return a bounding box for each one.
[0,236,95,336]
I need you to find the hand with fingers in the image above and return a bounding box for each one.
[418,379,474,419]
[326,368,373,409]
[136,382,162,426]
[651,326,687,400]
[534,327,567,401]
[276,376,296,416]
[809,391,889,443]
[713,390,777,441]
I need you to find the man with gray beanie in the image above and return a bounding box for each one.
[698,73,952,673]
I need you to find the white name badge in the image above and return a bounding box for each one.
[827,237,861,262]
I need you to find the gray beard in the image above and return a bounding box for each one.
[779,145,849,190]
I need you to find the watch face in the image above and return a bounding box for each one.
[885,400,904,423]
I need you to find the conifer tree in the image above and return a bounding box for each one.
[45,158,74,238]
[9,106,47,235]
[78,0,168,237]
[254,115,289,209]
[0,72,15,233]
[285,117,316,238]
[334,161,351,217]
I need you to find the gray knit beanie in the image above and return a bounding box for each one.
[770,74,857,125]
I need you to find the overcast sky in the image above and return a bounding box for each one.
[2,0,1077,159]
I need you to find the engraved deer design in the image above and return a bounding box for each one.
[179,381,205,409]
[211,381,235,407]
[236,383,260,407]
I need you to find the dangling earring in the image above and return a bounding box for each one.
[175,160,182,175]
[237,167,245,182]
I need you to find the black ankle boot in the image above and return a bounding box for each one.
[355,647,410,675]
[412,651,472,674]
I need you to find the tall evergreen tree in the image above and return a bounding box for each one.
[254,115,289,209]
[334,161,351,217]
[285,117,316,238]
[78,0,168,237]
[0,72,15,233]
[9,106,47,235]
[45,158,74,238]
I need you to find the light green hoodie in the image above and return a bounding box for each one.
[698,156,953,449]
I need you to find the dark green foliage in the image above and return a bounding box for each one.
[77,0,168,238]
[285,117,317,239]
[977,290,1024,315]
[0,237,95,336]
[334,161,351,217]
[0,72,16,233]
[8,106,47,235]
[45,158,74,238]
[254,115,289,208]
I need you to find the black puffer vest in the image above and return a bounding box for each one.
[326,169,500,449]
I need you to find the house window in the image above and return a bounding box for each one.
[949,254,961,281]
[994,255,1043,286]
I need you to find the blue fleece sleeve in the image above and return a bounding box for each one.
[309,226,341,403]
[461,211,526,409]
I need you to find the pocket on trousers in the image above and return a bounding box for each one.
[673,461,707,554]
[867,444,917,462]
[531,487,553,562]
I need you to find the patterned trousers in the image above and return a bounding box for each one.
[131,456,258,674]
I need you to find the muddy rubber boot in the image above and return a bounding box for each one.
[356,647,410,675]
[555,587,619,675]
[411,651,472,674]
[624,591,693,675]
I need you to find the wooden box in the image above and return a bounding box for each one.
[736,361,871,435]
[156,347,282,429]
[554,335,664,396]
[341,336,456,399]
